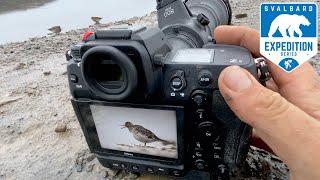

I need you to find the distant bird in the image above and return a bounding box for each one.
[91,16,103,24]
[48,26,61,34]
[121,122,175,147]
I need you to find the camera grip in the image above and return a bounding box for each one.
[212,90,252,172]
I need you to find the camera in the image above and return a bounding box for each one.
[66,0,270,178]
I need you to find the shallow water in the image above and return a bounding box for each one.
[0,0,156,44]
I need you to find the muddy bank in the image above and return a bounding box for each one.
[0,0,319,179]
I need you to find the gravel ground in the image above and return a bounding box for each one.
[0,0,319,179]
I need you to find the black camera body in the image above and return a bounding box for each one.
[67,0,266,179]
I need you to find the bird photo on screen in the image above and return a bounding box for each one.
[121,121,175,147]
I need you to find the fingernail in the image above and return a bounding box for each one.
[222,66,253,92]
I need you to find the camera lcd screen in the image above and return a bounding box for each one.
[171,49,214,63]
[90,105,178,159]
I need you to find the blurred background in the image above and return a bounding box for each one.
[0,0,156,44]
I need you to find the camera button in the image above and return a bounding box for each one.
[70,74,78,83]
[172,170,182,176]
[147,167,154,173]
[171,77,183,90]
[112,163,119,167]
[195,159,206,170]
[132,166,139,170]
[198,71,212,86]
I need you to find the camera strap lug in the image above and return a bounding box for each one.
[255,57,271,85]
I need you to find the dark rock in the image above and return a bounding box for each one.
[231,147,289,179]
[43,71,51,76]
[28,61,35,65]
[235,13,248,19]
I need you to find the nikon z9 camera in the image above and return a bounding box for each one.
[66,0,269,179]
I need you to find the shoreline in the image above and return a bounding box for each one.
[0,0,319,179]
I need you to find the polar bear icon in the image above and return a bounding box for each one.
[268,14,311,38]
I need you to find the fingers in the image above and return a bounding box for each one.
[218,66,320,179]
[265,78,279,93]
[214,26,320,120]
[268,62,320,120]
[214,26,261,57]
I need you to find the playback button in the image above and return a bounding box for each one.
[70,74,78,83]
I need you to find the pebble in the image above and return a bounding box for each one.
[235,13,248,19]
[86,154,95,162]
[102,171,108,178]
[86,164,94,172]
[43,71,51,76]
[14,63,27,70]
[54,123,67,133]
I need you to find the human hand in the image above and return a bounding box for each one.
[214,26,320,180]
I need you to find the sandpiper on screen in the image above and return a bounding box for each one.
[90,105,178,159]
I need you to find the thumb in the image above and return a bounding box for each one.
[218,66,320,178]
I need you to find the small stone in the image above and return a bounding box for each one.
[102,171,108,178]
[29,84,38,89]
[235,13,248,19]
[86,154,95,162]
[86,164,94,172]
[14,63,27,70]
[28,61,35,65]
[54,123,67,133]
[10,50,14,53]
[43,71,51,76]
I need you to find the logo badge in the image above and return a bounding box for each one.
[260,3,318,72]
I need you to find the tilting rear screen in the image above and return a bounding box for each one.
[90,105,178,159]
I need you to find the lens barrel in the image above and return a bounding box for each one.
[186,0,232,31]
[81,46,138,101]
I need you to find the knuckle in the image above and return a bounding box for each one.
[254,89,291,118]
